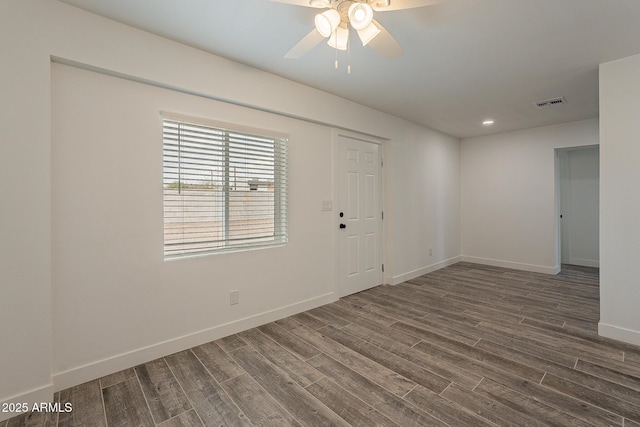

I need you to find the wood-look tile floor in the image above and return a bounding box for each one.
[5,262,640,427]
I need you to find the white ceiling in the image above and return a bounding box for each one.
[58,0,640,138]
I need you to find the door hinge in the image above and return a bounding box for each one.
[382,264,385,272]
[381,211,384,220]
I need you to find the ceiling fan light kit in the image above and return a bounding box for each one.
[276,0,441,70]
[327,25,349,50]
[348,3,374,30]
[314,9,341,37]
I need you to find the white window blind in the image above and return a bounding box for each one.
[162,114,288,258]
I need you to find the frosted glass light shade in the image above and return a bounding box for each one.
[315,9,341,37]
[327,26,349,50]
[357,22,381,45]
[348,3,373,30]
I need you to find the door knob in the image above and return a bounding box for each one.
[339,223,346,229]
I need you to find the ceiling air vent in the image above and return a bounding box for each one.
[535,97,567,108]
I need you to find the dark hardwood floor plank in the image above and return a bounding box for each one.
[367,287,467,318]
[102,377,155,427]
[413,305,482,327]
[340,291,376,307]
[344,293,428,322]
[290,312,327,330]
[477,320,624,363]
[398,322,546,382]
[231,347,350,427]
[404,385,495,427]
[220,373,301,427]
[541,372,640,422]
[625,349,640,367]
[505,317,624,358]
[216,334,248,353]
[442,294,530,324]
[342,322,482,389]
[316,301,423,347]
[440,382,550,427]
[626,418,640,427]
[474,378,597,427]
[305,377,400,427]
[57,380,106,427]
[575,358,640,392]
[274,316,304,331]
[437,313,579,367]
[191,341,245,383]
[332,298,419,324]
[307,353,448,427]
[237,328,323,388]
[469,323,579,368]
[371,284,420,301]
[135,358,192,424]
[99,368,136,389]
[413,341,623,427]
[5,408,57,427]
[289,325,417,397]
[410,278,511,305]
[306,307,351,328]
[156,409,204,427]
[575,351,640,379]
[165,350,250,427]
[475,337,640,411]
[319,302,395,330]
[319,325,451,394]
[391,315,480,346]
[258,323,321,360]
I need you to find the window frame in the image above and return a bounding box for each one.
[162,112,288,259]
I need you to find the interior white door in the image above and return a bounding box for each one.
[337,135,382,297]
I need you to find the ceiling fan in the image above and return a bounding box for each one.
[271,0,442,62]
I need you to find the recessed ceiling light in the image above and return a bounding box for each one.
[482,120,494,126]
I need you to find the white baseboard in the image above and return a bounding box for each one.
[391,256,462,285]
[461,256,560,275]
[52,292,336,392]
[598,322,640,347]
[0,384,54,422]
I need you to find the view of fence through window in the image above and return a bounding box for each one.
[163,116,287,258]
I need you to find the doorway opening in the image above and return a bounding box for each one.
[555,145,600,274]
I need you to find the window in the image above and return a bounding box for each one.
[162,113,287,259]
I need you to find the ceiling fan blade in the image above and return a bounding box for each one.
[269,0,326,8]
[371,0,443,12]
[285,29,326,58]
[367,19,404,60]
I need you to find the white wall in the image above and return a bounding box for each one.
[0,0,54,413]
[559,146,600,267]
[50,62,338,384]
[599,53,640,346]
[388,125,461,284]
[460,118,599,274]
[0,0,459,417]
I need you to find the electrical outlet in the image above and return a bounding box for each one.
[230,290,239,305]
